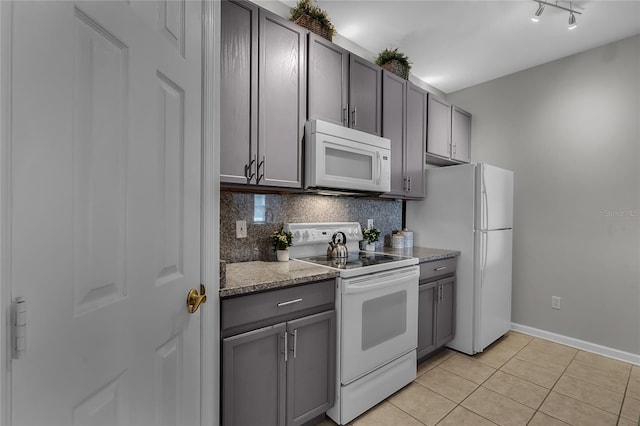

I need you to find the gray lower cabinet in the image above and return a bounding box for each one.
[221,280,336,426]
[417,282,437,358]
[381,71,426,199]
[307,33,382,136]
[417,258,456,360]
[223,324,287,426]
[221,0,306,188]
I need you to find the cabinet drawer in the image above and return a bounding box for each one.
[221,280,335,333]
[419,258,457,282]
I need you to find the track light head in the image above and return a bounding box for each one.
[568,11,577,29]
[531,2,545,22]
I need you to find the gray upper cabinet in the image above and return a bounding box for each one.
[307,32,349,127]
[349,54,382,135]
[426,93,452,161]
[220,0,258,184]
[258,11,306,188]
[451,105,472,163]
[404,83,427,198]
[381,71,426,199]
[307,35,382,136]
[221,1,306,189]
[426,94,472,165]
[381,71,406,197]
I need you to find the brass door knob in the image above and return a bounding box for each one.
[186,284,207,313]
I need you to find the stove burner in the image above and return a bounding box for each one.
[298,252,406,270]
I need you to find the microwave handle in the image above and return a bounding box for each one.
[375,151,382,185]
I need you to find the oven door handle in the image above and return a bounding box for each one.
[343,270,418,294]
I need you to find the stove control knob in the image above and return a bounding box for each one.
[293,230,300,240]
[302,230,310,240]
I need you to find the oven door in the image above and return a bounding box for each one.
[340,265,419,384]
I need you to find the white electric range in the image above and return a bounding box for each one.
[285,222,419,425]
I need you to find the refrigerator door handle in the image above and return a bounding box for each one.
[481,231,488,288]
[482,166,489,231]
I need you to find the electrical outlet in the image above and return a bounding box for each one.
[367,219,374,229]
[236,220,247,239]
[552,296,561,310]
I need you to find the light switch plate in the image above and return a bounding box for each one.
[236,220,247,238]
[367,219,374,229]
[552,296,561,310]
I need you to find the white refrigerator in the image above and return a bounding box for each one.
[406,163,514,355]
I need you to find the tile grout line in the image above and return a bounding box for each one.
[618,365,634,422]
[526,342,580,425]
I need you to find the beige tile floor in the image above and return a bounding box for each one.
[318,332,640,426]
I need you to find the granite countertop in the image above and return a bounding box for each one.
[382,246,460,263]
[220,260,338,298]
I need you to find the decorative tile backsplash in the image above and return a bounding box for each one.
[220,191,402,263]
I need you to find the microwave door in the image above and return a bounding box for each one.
[317,137,380,191]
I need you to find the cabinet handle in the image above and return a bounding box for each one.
[277,298,302,307]
[244,155,256,183]
[343,107,348,126]
[434,266,447,271]
[283,331,288,362]
[407,177,411,192]
[256,155,265,184]
[351,107,357,126]
[292,329,298,359]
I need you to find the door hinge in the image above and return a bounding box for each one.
[12,298,26,360]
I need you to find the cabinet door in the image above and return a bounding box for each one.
[405,83,427,198]
[349,54,382,135]
[222,323,287,426]
[258,11,306,188]
[436,277,456,348]
[308,33,349,127]
[451,105,471,163]
[427,94,451,159]
[381,70,406,197]
[286,310,336,426]
[220,0,258,184]
[417,283,437,359]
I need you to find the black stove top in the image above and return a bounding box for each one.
[297,251,407,270]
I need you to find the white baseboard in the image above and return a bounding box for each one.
[511,323,640,366]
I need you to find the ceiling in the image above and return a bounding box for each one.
[280,0,640,93]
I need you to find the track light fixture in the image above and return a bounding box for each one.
[530,0,582,29]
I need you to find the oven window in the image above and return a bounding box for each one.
[361,290,407,351]
[325,147,372,180]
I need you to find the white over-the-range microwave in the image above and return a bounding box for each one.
[305,119,391,195]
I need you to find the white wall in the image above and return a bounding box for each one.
[448,35,640,355]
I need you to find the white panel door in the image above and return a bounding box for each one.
[474,229,513,353]
[8,1,202,424]
[476,163,514,231]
